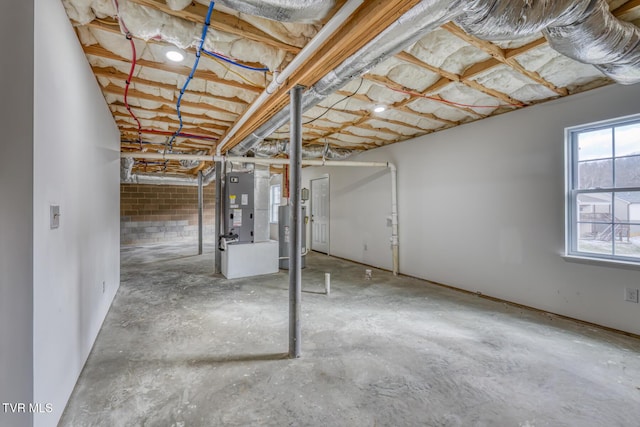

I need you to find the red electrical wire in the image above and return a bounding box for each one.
[115,0,143,149]
[388,86,526,109]
[123,37,142,147]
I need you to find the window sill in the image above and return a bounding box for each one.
[563,254,640,271]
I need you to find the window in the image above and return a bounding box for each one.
[567,115,640,262]
[270,184,281,223]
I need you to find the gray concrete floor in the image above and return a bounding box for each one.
[61,242,640,426]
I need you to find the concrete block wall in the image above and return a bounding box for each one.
[121,184,215,245]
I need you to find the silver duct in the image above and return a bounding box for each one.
[454,0,640,85]
[122,149,208,181]
[122,167,216,186]
[179,159,201,169]
[544,1,640,85]
[454,1,591,40]
[251,141,357,160]
[179,151,207,169]
[230,0,462,155]
[120,157,134,182]
[215,0,335,22]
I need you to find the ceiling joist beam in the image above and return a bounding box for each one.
[102,83,239,118]
[121,131,215,149]
[118,123,221,140]
[614,0,640,17]
[441,22,568,96]
[395,51,524,108]
[111,104,232,131]
[113,111,225,134]
[93,66,249,106]
[362,73,481,120]
[83,44,262,93]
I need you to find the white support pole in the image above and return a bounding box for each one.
[325,272,331,295]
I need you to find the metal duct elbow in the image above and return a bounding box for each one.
[454,0,591,40]
[544,0,640,85]
[121,157,134,182]
[128,173,202,186]
[202,167,216,185]
[251,140,356,160]
[302,145,356,160]
[179,151,207,169]
[216,0,335,22]
[230,133,265,156]
[251,141,287,157]
[455,0,640,85]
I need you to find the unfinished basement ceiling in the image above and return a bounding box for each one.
[62,0,640,177]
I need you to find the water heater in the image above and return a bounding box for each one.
[278,205,306,269]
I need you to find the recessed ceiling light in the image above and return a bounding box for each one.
[166,49,185,62]
[374,106,386,113]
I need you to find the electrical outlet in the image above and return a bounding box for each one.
[624,287,639,303]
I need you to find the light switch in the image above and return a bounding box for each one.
[50,205,60,229]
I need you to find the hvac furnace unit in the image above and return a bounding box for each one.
[224,172,254,244]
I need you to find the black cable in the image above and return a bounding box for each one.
[272,78,365,134]
[304,78,364,125]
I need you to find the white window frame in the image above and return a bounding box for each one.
[269,184,281,223]
[565,114,640,265]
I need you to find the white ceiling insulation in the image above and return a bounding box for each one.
[61,0,640,176]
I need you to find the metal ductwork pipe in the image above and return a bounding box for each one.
[180,152,205,169]
[251,141,357,160]
[216,0,335,22]
[121,168,216,186]
[121,157,134,182]
[544,1,640,85]
[454,0,640,85]
[454,0,591,40]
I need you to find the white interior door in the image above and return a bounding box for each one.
[311,177,329,253]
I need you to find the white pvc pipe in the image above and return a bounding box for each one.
[122,151,387,169]
[388,163,399,276]
[325,272,331,295]
[121,151,400,275]
[215,0,365,156]
[121,152,211,161]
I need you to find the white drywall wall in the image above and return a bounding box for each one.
[302,82,640,335]
[33,1,121,426]
[304,166,392,269]
[0,2,34,427]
